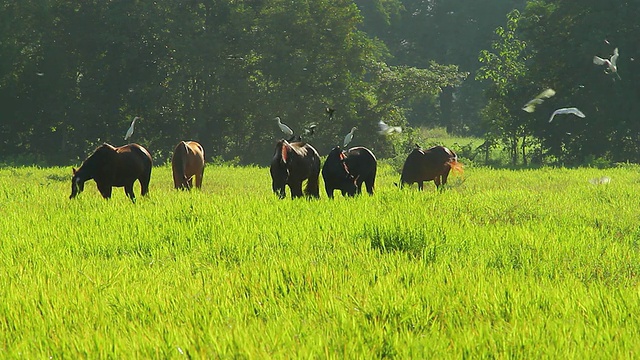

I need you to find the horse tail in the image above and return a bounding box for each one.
[172,141,189,187]
[131,144,152,195]
[304,145,321,198]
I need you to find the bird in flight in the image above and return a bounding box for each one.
[548,107,585,123]
[343,127,357,148]
[378,120,402,135]
[593,47,621,79]
[304,124,317,136]
[326,107,335,120]
[124,116,140,140]
[275,116,294,137]
[522,88,556,113]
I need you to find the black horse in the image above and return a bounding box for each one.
[270,140,320,199]
[322,146,377,198]
[70,143,152,201]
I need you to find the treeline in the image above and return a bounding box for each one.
[0,0,464,165]
[1,1,639,166]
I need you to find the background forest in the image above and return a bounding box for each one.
[1,0,638,166]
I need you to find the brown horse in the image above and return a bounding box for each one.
[70,143,152,201]
[270,140,320,199]
[171,141,205,190]
[399,145,462,190]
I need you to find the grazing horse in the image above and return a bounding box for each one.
[322,146,377,198]
[70,143,152,201]
[399,145,462,190]
[171,141,205,190]
[270,140,320,199]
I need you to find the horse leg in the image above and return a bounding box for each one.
[305,175,320,199]
[97,182,112,199]
[434,176,442,190]
[124,183,136,201]
[418,181,424,191]
[365,178,375,195]
[325,184,335,199]
[140,170,151,196]
[195,169,203,189]
[290,182,304,199]
[441,170,450,188]
[187,177,193,190]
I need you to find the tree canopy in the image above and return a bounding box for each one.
[1,0,638,166]
[0,0,463,165]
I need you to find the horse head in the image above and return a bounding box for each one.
[69,167,85,199]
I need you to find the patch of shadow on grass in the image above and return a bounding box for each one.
[47,174,69,182]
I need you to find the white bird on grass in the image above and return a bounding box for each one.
[343,126,357,148]
[124,116,140,141]
[593,47,621,79]
[548,107,585,123]
[378,120,402,135]
[522,88,556,113]
[275,116,294,137]
[589,176,611,185]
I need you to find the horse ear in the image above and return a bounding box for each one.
[281,142,289,163]
[72,167,77,175]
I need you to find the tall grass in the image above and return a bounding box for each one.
[1,163,639,358]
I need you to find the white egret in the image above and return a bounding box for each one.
[548,107,585,123]
[593,47,621,79]
[124,116,140,141]
[325,107,335,119]
[589,176,611,185]
[343,126,357,148]
[304,124,317,136]
[378,120,402,135]
[522,88,556,113]
[275,116,294,137]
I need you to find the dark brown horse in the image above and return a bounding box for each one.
[70,143,152,201]
[399,145,462,190]
[270,140,320,199]
[171,141,205,190]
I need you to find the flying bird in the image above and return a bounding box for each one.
[378,120,402,135]
[275,116,294,137]
[593,47,621,79]
[303,124,317,136]
[548,107,585,123]
[343,126,357,148]
[522,88,556,113]
[325,107,335,120]
[124,116,140,140]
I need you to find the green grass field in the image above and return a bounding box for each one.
[1,161,639,358]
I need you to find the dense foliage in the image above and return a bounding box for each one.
[0,0,464,165]
[1,1,638,166]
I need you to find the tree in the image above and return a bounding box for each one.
[476,10,531,165]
